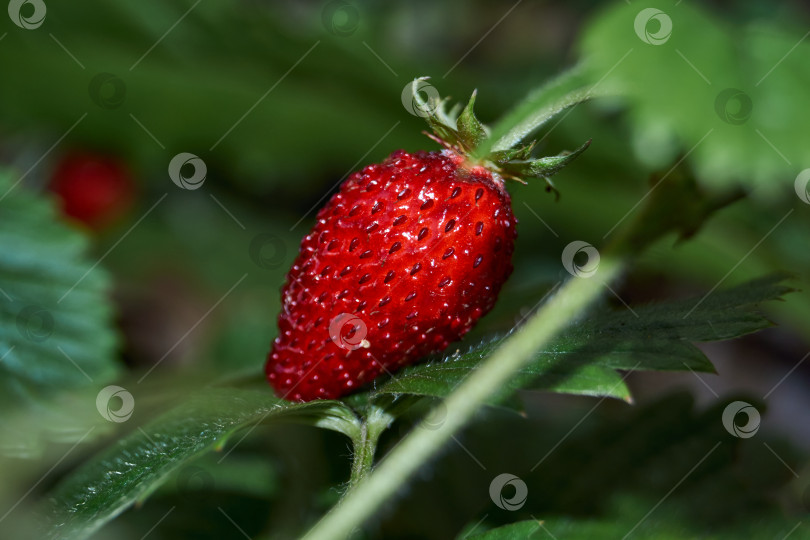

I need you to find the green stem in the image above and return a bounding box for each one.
[472,66,607,159]
[346,405,394,492]
[347,424,375,491]
[303,257,624,540]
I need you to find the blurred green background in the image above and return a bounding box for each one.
[1,0,810,538]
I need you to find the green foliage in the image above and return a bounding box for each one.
[43,388,358,540]
[463,393,806,539]
[374,338,632,404]
[373,274,790,405]
[0,172,118,456]
[580,1,810,196]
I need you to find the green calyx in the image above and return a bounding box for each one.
[408,77,590,195]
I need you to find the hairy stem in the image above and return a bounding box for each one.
[347,425,375,491]
[303,258,624,540]
[346,405,394,493]
[472,66,609,158]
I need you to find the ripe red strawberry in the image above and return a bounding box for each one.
[266,82,590,401]
[267,149,516,400]
[50,152,135,229]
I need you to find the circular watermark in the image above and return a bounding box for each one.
[794,169,810,204]
[249,233,287,269]
[8,0,46,30]
[328,313,368,350]
[168,152,207,190]
[634,8,672,45]
[16,305,54,342]
[176,465,215,500]
[722,400,760,438]
[321,0,360,37]
[561,241,600,278]
[401,79,440,118]
[96,385,135,423]
[714,88,753,125]
[419,401,447,431]
[489,473,528,511]
[88,73,127,109]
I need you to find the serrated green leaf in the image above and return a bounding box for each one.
[375,339,632,404]
[574,273,792,346]
[580,1,810,196]
[552,340,713,373]
[0,172,118,457]
[42,388,358,540]
[373,274,790,403]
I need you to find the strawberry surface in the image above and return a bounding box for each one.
[266,149,516,401]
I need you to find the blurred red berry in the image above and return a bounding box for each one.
[50,152,135,229]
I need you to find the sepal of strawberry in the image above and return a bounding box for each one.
[408,77,590,189]
[455,90,488,150]
[488,142,536,164]
[499,138,592,197]
[500,138,592,178]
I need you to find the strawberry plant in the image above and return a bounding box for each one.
[1,2,809,539]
